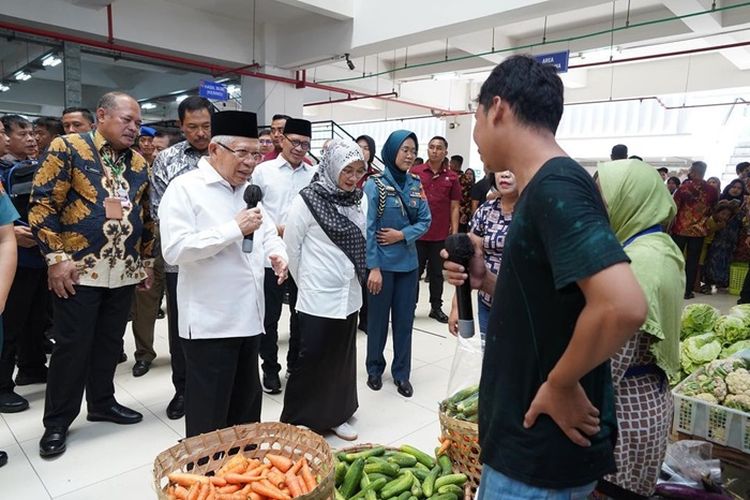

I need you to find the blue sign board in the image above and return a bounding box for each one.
[199,80,229,101]
[534,50,569,73]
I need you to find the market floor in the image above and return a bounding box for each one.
[1,286,740,498]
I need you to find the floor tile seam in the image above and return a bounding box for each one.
[51,461,153,499]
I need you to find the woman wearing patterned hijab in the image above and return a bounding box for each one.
[280,139,367,441]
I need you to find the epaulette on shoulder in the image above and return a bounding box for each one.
[409,172,420,179]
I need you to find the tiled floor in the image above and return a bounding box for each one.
[2,284,740,499]
[1,281,461,499]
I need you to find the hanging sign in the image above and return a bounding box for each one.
[199,81,228,101]
[534,51,569,73]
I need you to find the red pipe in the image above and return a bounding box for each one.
[0,20,462,115]
[305,92,398,107]
[106,4,113,44]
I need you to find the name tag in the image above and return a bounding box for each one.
[104,197,123,220]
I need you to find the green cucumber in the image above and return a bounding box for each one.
[349,477,387,500]
[414,462,430,472]
[334,487,346,500]
[334,461,348,486]
[340,458,365,498]
[364,460,400,477]
[344,446,386,462]
[410,474,423,498]
[455,392,478,413]
[422,465,440,497]
[400,445,436,469]
[434,473,467,490]
[367,472,390,483]
[387,452,418,467]
[447,385,479,405]
[437,454,452,475]
[400,467,429,481]
[381,471,415,499]
[396,492,412,500]
[428,493,458,500]
[437,484,465,496]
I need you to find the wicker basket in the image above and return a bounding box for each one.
[729,262,749,295]
[153,422,334,499]
[439,410,481,497]
[336,443,474,500]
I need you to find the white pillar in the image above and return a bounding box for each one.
[445,114,475,169]
[240,70,305,127]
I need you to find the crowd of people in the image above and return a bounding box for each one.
[0,53,747,499]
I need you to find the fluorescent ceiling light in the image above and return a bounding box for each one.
[14,71,31,81]
[0,83,9,92]
[141,102,157,110]
[175,94,188,103]
[42,54,62,67]
[432,72,458,81]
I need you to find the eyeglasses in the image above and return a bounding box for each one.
[259,139,273,145]
[399,146,418,156]
[216,142,263,161]
[284,135,311,151]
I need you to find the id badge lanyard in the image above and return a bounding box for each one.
[89,132,131,219]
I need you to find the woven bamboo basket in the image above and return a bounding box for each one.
[438,410,481,497]
[337,443,473,500]
[153,422,334,499]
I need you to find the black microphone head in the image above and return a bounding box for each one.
[445,233,474,265]
[243,185,263,207]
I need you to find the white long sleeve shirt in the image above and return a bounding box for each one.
[253,155,316,269]
[158,157,287,340]
[283,194,367,320]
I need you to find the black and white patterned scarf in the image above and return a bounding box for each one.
[300,139,367,284]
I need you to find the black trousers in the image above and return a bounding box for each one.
[43,285,134,429]
[671,235,704,294]
[165,272,186,396]
[0,266,49,392]
[417,240,445,309]
[260,269,299,375]
[182,335,262,437]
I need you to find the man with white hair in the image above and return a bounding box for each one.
[159,111,288,437]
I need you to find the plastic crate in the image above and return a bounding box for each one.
[729,262,749,295]
[672,369,750,454]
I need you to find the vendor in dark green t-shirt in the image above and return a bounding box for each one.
[443,55,648,498]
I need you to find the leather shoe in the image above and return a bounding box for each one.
[395,380,414,398]
[15,370,47,386]
[39,427,67,458]
[0,450,7,467]
[0,391,29,413]
[262,372,282,394]
[366,375,382,391]
[429,308,449,324]
[87,402,143,424]
[132,360,151,377]
[166,394,184,420]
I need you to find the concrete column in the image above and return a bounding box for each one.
[240,70,304,127]
[63,42,82,108]
[445,114,474,168]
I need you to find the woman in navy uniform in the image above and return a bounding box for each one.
[364,130,431,397]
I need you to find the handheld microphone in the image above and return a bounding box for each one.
[445,233,475,338]
[242,185,263,253]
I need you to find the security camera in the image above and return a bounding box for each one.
[345,53,355,71]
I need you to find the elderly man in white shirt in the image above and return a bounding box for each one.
[159,111,287,437]
[252,118,316,394]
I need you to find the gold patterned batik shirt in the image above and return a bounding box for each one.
[28,130,155,288]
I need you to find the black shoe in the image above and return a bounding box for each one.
[132,360,151,377]
[395,380,413,397]
[15,371,47,386]
[157,308,166,319]
[0,391,29,413]
[166,394,184,420]
[366,375,382,391]
[0,450,6,467]
[429,308,449,323]
[87,402,143,424]
[119,352,127,364]
[684,292,695,300]
[263,372,282,394]
[39,426,67,458]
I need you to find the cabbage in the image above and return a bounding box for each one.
[681,304,720,340]
[680,332,722,374]
[721,340,750,358]
[729,304,750,326]
[714,315,750,346]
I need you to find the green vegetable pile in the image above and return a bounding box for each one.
[679,304,750,378]
[677,358,750,412]
[439,385,479,423]
[334,445,467,500]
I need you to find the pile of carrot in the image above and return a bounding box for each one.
[164,453,319,500]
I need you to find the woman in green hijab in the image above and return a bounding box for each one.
[596,159,685,498]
